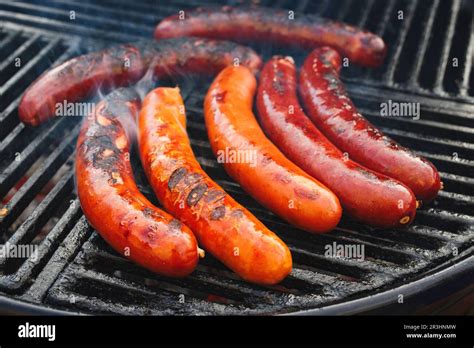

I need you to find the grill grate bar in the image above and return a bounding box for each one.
[46,265,236,315]
[0,172,77,293]
[85,237,322,298]
[0,36,63,110]
[382,0,418,84]
[101,262,273,307]
[0,38,77,140]
[459,15,474,96]
[359,0,396,82]
[335,0,351,21]
[420,154,473,178]
[310,0,330,15]
[20,215,92,302]
[0,123,28,159]
[365,114,474,145]
[438,175,474,199]
[0,9,143,42]
[374,0,396,36]
[0,169,74,260]
[76,0,182,21]
[406,0,440,88]
[345,85,474,126]
[289,244,399,279]
[380,127,473,158]
[0,196,81,293]
[5,1,152,36]
[0,30,24,60]
[356,0,375,28]
[51,239,372,310]
[0,33,40,83]
[0,124,79,229]
[0,117,72,199]
[436,191,474,216]
[335,226,440,251]
[433,0,461,94]
[293,0,310,13]
[24,0,158,26]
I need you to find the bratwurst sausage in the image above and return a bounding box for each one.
[204,66,342,234]
[299,47,441,202]
[76,88,199,277]
[19,38,262,126]
[257,56,417,228]
[154,6,387,67]
[138,87,292,285]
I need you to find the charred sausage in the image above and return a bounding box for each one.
[76,88,199,277]
[19,38,262,127]
[154,6,387,67]
[138,87,292,285]
[204,66,342,234]
[257,56,417,227]
[299,47,441,202]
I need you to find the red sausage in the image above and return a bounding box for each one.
[257,56,417,228]
[204,66,342,234]
[138,87,292,285]
[154,6,387,67]
[19,38,262,127]
[299,47,441,202]
[76,88,199,277]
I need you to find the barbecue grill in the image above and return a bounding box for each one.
[0,0,472,315]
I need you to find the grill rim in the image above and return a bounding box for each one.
[289,252,473,315]
[0,252,471,315]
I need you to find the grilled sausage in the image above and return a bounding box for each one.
[138,87,292,285]
[299,47,441,202]
[19,38,262,127]
[204,66,342,234]
[76,88,199,277]
[154,6,387,67]
[257,56,417,227]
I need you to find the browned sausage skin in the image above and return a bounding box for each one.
[138,87,292,285]
[154,6,387,67]
[76,88,199,277]
[19,38,262,127]
[299,47,441,202]
[257,56,417,228]
[204,66,342,234]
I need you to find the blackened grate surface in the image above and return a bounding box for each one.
[0,0,473,315]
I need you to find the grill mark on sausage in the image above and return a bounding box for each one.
[230,208,244,219]
[187,183,208,206]
[169,219,183,231]
[210,205,226,220]
[204,188,227,204]
[143,207,163,219]
[168,167,187,190]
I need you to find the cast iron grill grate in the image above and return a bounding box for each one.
[0,0,472,315]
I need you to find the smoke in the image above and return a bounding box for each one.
[134,59,158,101]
